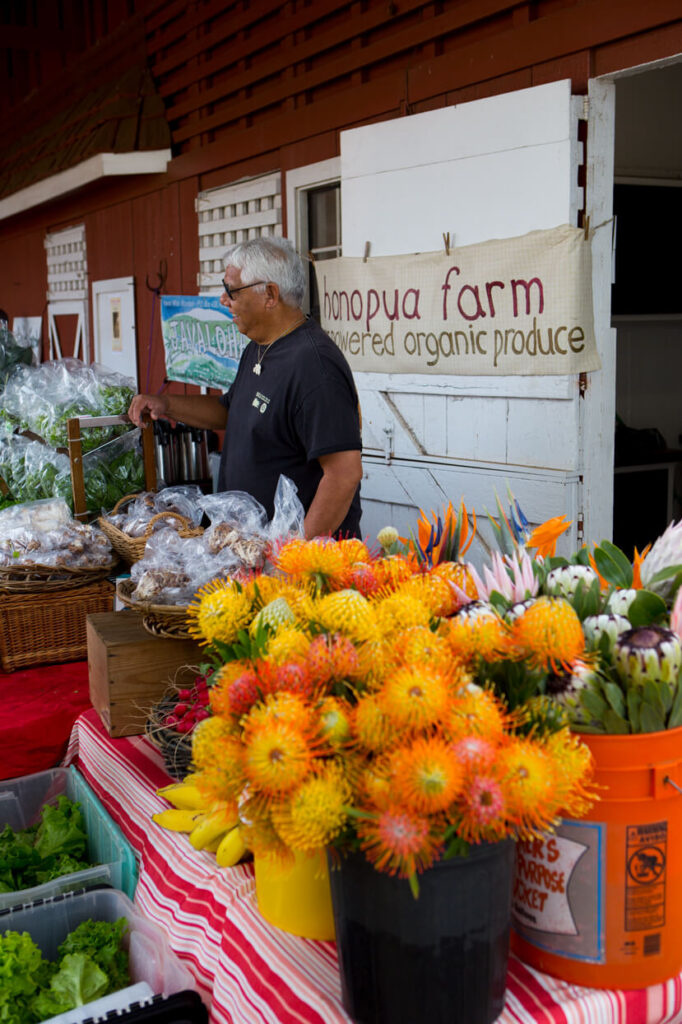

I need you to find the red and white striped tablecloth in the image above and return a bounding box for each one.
[64,709,682,1024]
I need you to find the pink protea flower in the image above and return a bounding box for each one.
[466,550,538,604]
[671,587,682,643]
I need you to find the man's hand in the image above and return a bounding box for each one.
[127,393,170,427]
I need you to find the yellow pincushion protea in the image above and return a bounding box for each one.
[271,761,352,850]
[242,717,314,797]
[187,579,253,645]
[442,604,511,663]
[191,715,238,766]
[511,596,585,672]
[399,572,461,618]
[264,626,311,665]
[541,727,596,820]
[374,590,433,636]
[315,588,379,644]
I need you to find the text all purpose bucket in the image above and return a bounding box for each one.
[511,725,682,989]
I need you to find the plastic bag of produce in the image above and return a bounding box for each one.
[129,531,218,605]
[267,474,305,543]
[199,490,269,569]
[83,428,145,514]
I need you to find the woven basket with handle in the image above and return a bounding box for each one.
[99,492,204,565]
[116,577,193,640]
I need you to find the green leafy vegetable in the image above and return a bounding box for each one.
[0,797,90,893]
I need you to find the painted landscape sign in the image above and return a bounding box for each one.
[314,224,601,376]
[160,295,249,389]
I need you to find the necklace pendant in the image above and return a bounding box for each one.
[252,363,261,375]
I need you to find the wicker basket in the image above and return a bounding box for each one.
[145,695,195,780]
[99,494,204,565]
[0,560,117,594]
[116,578,192,640]
[0,578,115,672]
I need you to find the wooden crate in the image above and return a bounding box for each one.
[0,579,115,672]
[87,610,204,738]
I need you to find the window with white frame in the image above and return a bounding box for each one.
[44,224,89,361]
[196,172,282,294]
[286,158,341,319]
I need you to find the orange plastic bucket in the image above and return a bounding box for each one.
[511,725,682,989]
[254,848,335,941]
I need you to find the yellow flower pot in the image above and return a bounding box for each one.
[254,848,335,941]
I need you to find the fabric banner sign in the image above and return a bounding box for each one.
[160,294,248,389]
[315,224,601,375]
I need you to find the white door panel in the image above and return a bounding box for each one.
[506,398,579,470]
[360,456,580,568]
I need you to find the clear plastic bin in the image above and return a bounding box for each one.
[0,887,198,1024]
[0,765,138,907]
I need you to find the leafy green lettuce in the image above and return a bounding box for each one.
[0,796,90,893]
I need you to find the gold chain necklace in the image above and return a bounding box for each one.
[252,317,306,375]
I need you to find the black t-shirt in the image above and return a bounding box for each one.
[218,318,362,536]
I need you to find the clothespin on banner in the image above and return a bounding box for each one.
[583,215,591,241]
[443,232,451,256]
[363,241,371,263]
[308,251,316,263]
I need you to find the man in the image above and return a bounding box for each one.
[128,237,363,538]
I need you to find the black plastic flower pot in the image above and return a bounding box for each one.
[328,839,514,1024]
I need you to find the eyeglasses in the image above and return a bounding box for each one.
[222,280,265,300]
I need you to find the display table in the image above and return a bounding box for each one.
[64,709,682,1024]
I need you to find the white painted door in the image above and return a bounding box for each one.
[92,276,138,383]
[340,79,615,558]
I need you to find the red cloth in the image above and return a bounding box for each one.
[0,660,91,780]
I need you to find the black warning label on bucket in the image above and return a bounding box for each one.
[625,821,667,932]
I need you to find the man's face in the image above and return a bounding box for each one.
[221,266,265,340]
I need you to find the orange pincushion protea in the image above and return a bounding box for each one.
[273,536,347,589]
[337,537,373,566]
[306,633,361,684]
[444,688,509,744]
[388,734,465,814]
[209,660,254,716]
[497,736,560,835]
[356,803,444,877]
[353,693,395,753]
[511,596,585,672]
[378,664,452,732]
[389,626,454,674]
[455,771,508,843]
[430,561,478,609]
[371,555,419,592]
[242,717,315,797]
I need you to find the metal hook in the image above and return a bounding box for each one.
[146,258,168,294]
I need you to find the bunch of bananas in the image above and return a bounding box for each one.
[152,775,247,868]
